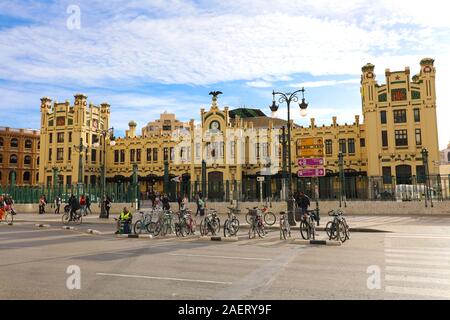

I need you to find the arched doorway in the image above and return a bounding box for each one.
[396,165,412,185]
[208,171,224,201]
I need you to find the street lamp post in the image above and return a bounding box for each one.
[94,128,114,218]
[421,148,433,208]
[338,152,346,208]
[270,88,308,212]
[73,138,88,197]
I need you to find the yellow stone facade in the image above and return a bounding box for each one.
[38,59,440,196]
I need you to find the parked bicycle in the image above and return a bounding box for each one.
[299,209,317,240]
[223,207,240,237]
[325,209,350,242]
[147,210,175,236]
[133,211,153,234]
[247,208,266,238]
[62,208,82,225]
[245,205,276,226]
[175,209,197,237]
[279,211,291,240]
[200,209,220,236]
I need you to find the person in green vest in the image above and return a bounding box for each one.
[115,207,132,234]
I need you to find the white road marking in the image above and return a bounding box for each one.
[386,266,450,276]
[385,234,450,240]
[385,259,450,267]
[386,253,450,260]
[385,285,450,299]
[385,274,450,285]
[167,253,272,261]
[96,272,232,285]
[385,249,450,255]
[0,228,62,235]
[384,246,450,252]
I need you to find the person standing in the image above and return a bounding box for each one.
[85,195,92,215]
[177,193,182,211]
[54,195,62,214]
[297,191,311,217]
[79,194,87,216]
[198,194,205,217]
[39,195,47,214]
[181,194,188,212]
[162,193,170,211]
[103,195,112,219]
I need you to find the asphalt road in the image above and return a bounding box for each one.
[1,215,450,300]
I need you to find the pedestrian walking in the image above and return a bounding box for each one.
[39,195,47,214]
[85,195,92,215]
[162,193,170,211]
[54,195,62,214]
[79,194,87,216]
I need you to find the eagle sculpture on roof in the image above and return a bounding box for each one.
[209,91,223,98]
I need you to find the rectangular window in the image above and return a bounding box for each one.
[92,134,99,144]
[391,88,407,101]
[91,149,97,162]
[114,150,119,163]
[339,139,346,154]
[130,149,135,162]
[416,165,426,183]
[414,108,421,122]
[382,131,388,147]
[68,147,71,161]
[415,129,422,145]
[68,132,72,143]
[49,133,53,143]
[262,143,268,157]
[57,148,63,161]
[325,139,332,155]
[348,138,355,154]
[66,175,72,186]
[164,148,169,161]
[120,150,125,163]
[256,143,260,159]
[393,109,407,123]
[147,148,152,162]
[49,148,52,162]
[382,167,392,184]
[395,129,408,147]
[57,132,64,143]
[136,149,141,162]
[360,138,366,147]
[153,148,158,161]
[380,111,387,124]
[170,147,174,161]
[85,133,89,144]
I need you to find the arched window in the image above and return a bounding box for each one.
[24,155,31,165]
[0,154,2,163]
[10,138,18,148]
[0,137,3,147]
[9,154,18,164]
[23,172,31,183]
[25,139,32,149]
[37,156,40,166]
[36,173,39,182]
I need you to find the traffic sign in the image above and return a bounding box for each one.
[298,157,325,167]
[299,148,324,157]
[297,167,326,177]
[299,137,323,147]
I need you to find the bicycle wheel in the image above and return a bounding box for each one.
[325,221,337,240]
[280,223,287,240]
[264,212,276,226]
[211,217,220,234]
[147,222,160,236]
[341,217,350,240]
[245,213,252,224]
[199,219,207,236]
[134,220,143,234]
[62,213,70,225]
[229,218,239,236]
[338,220,347,243]
[175,223,182,237]
[256,223,265,238]
[74,214,83,225]
[310,222,315,240]
[300,221,310,240]
[189,219,197,234]
[223,219,230,237]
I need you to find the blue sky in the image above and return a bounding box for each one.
[0,0,449,149]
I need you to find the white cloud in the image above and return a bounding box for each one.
[246,80,273,88]
[290,79,360,88]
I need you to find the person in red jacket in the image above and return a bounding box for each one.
[79,195,87,216]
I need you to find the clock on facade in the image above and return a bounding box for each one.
[424,66,432,73]
[210,120,220,130]
[366,72,374,79]
[92,119,98,130]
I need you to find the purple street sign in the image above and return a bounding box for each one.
[297,167,326,177]
[298,158,324,167]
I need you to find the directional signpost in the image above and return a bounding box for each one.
[297,138,325,225]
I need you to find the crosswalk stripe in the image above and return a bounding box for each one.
[259,240,287,246]
[386,253,450,260]
[385,274,450,285]
[385,285,450,299]
[386,266,450,276]
[385,249,450,255]
[386,259,450,267]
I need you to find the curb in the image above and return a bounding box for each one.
[35,223,51,228]
[199,236,239,242]
[116,234,153,239]
[62,226,76,230]
[293,239,342,246]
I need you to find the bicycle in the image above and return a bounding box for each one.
[0,208,15,225]
[147,210,175,236]
[279,211,291,240]
[325,209,349,242]
[175,209,197,237]
[200,209,220,236]
[223,207,240,237]
[133,211,153,234]
[248,208,266,239]
[299,210,317,240]
[62,209,83,225]
[245,205,276,226]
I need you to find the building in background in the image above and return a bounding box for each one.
[439,142,450,176]
[141,112,190,137]
[0,127,40,187]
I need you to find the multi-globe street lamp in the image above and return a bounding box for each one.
[93,128,115,218]
[269,87,308,211]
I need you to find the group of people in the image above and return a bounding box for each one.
[0,194,15,221]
